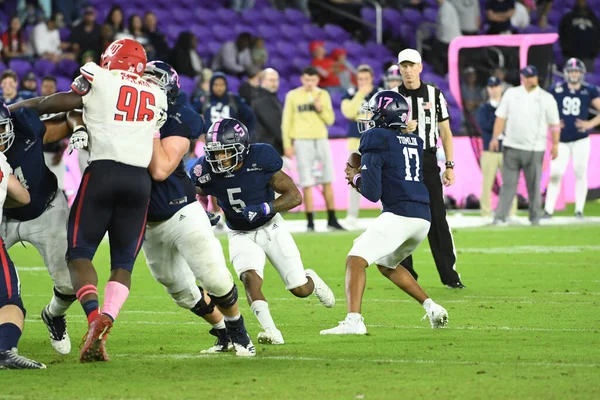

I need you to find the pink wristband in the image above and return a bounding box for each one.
[353,174,361,187]
[153,131,161,139]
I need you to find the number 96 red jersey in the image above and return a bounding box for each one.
[71,62,168,168]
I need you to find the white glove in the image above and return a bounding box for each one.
[68,126,89,155]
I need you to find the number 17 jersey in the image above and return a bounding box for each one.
[71,62,168,168]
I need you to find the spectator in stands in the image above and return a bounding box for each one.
[211,32,254,77]
[485,0,516,34]
[461,67,485,112]
[250,36,268,69]
[143,12,169,61]
[491,67,513,92]
[230,0,255,12]
[100,24,115,52]
[191,68,213,112]
[104,6,125,35]
[511,0,531,29]
[433,0,461,76]
[53,0,84,26]
[476,76,516,218]
[331,48,356,91]
[536,0,553,28]
[282,66,344,231]
[19,71,37,96]
[201,72,254,131]
[239,66,262,106]
[1,16,30,61]
[70,6,102,63]
[252,68,284,155]
[80,49,95,65]
[384,64,403,89]
[490,65,560,225]
[450,0,481,35]
[0,70,34,105]
[116,14,153,59]
[169,31,204,78]
[273,0,310,16]
[310,40,342,92]
[559,0,600,72]
[31,12,74,62]
[18,0,46,27]
[341,64,381,228]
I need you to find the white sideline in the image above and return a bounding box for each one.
[110,353,599,369]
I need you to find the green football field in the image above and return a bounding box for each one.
[1,205,599,399]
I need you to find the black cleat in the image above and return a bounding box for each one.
[200,328,232,354]
[225,316,256,357]
[327,219,346,231]
[575,212,584,219]
[307,222,315,232]
[446,281,466,289]
[0,348,46,369]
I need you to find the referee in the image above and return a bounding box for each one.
[393,49,464,289]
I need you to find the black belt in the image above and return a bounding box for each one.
[424,147,438,154]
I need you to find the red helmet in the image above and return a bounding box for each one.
[100,38,147,74]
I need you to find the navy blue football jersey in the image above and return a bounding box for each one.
[4,108,58,221]
[358,127,430,222]
[191,143,283,231]
[551,82,600,142]
[147,103,205,222]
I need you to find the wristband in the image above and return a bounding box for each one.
[261,202,274,215]
[73,125,86,132]
[153,131,161,139]
[353,174,361,187]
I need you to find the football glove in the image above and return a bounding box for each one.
[242,202,273,223]
[68,126,88,155]
[206,211,221,227]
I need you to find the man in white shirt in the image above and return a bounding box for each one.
[490,65,561,225]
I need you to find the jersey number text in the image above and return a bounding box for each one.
[562,97,581,116]
[114,86,156,121]
[227,188,246,213]
[402,147,420,182]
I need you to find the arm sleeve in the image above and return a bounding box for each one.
[436,89,450,122]
[281,92,294,150]
[358,151,384,203]
[546,95,560,125]
[79,62,99,83]
[317,89,335,126]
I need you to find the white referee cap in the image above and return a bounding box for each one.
[397,49,422,64]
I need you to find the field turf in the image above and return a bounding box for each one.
[1,203,599,399]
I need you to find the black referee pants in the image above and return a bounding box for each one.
[400,151,460,285]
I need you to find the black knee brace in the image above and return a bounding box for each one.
[211,285,238,309]
[54,286,77,303]
[190,287,216,317]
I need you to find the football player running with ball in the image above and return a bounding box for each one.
[190,118,335,345]
[321,91,448,335]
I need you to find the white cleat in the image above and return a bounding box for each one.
[200,328,233,354]
[257,329,285,345]
[423,303,449,328]
[320,316,367,335]
[41,306,71,355]
[305,269,335,308]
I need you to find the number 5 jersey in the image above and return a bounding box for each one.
[71,62,168,168]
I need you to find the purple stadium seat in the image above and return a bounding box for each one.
[323,24,351,41]
[292,57,311,73]
[547,9,562,26]
[402,9,422,26]
[329,125,346,138]
[227,76,240,93]
[382,8,403,31]
[283,8,309,25]
[254,0,272,9]
[59,27,71,42]
[361,8,376,24]
[215,8,237,23]
[178,75,195,95]
[234,24,254,36]
[193,7,212,22]
[330,91,343,107]
[240,8,263,24]
[302,25,326,40]
[8,59,32,78]
[34,59,56,77]
[57,59,80,78]
[213,25,236,41]
[343,40,364,56]
[257,25,279,40]
[262,8,284,24]
[423,8,437,23]
[171,7,188,23]
[166,25,181,41]
[274,41,291,57]
[191,24,212,40]
[56,76,73,92]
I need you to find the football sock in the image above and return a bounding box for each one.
[223,313,241,322]
[327,209,336,222]
[306,212,314,225]
[47,287,76,317]
[76,285,99,324]
[250,300,277,331]
[0,323,21,351]
[102,281,130,322]
[422,298,434,312]
[346,312,362,323]
[212,319,226,330]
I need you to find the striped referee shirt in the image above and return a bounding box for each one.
[393,83,450,150]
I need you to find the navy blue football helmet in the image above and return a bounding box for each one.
[358,90,410,133]
[204,118,250,173]
[384,65,402,89]
[563,58,586,84]
[0,103,14,153]
[145,60,180,104]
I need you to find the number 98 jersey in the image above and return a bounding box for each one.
[190,143,283,231]
[550,82,599,143]
[71,62,168,168]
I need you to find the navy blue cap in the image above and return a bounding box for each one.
[487,76,502,87]
[520,65,538,77]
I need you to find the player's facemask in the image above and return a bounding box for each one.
[144,66,168,90]
[204,142,246,174]
[357,98,378,134]
[0,116,15,153]
[565,69,584,84]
